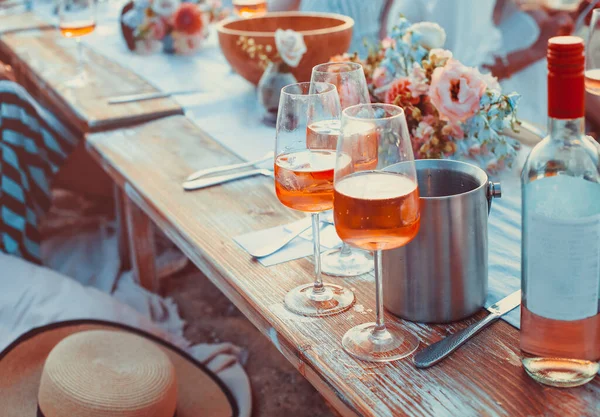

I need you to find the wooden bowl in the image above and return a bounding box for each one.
[216,12,354,85]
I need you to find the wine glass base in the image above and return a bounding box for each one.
[321,247,373,277]
[284,283,355,317]
[342,322,419,362]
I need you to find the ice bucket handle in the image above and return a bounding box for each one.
[486,181,502,215]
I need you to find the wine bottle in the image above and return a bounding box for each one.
[521,36,600,388]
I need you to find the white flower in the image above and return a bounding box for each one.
[407,22,446,50]
[275,29,307,68]
[151,0,180,17]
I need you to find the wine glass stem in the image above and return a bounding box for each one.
[340,242,352,257]
[374,249,386,332]
[76,38,83,76]
[311,212,325,294]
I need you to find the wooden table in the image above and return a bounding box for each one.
[0,11,597,415]
[0,20,185,276]
[0,27,183,133]
[86,115,600,417]
[0,11,53,35]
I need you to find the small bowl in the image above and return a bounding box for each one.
[216,12,354,85]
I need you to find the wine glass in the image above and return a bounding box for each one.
[334,104,421,361]
[58,0,97,88]
[232,0,267,18]
[309,62,374,277]
[275,82,355,317]
[586,9,600,94]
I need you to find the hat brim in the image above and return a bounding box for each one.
[0,320,238,417]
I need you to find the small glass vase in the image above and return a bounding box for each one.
[163,34,175,54]
[257,61,296,126]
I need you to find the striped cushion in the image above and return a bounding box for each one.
[0,81,77,263]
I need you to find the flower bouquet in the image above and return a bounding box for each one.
[330,17,521,173]
[121,0,228,55]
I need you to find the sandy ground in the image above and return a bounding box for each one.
[161,265,337,417]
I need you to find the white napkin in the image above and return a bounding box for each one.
[234,216,342,267]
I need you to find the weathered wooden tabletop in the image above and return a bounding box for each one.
[0,11,52,34]
[0,27,182,133]
[86,115,600,417]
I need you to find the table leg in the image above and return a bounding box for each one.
[114,185,131,271]
[124,192,158,292]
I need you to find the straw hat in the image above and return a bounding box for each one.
[0,320,238,417]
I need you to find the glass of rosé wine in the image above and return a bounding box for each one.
[58,0,97,88]
[232,0,267,18]
[274,82,355,317]
[309,62,374,278]
[334,104,421,362]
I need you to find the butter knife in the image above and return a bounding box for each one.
[413,290,521,369]
[183,168,273,191]
[107,89,202,105]
[185,151,274,182]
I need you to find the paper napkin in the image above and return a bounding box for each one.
[234,217,342,267]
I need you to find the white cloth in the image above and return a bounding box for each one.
[0,252,252,416]
[41,219,189,336]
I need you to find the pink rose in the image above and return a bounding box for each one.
[372,66,390,88]
[407,62,429,98]
[148,18,167,40]
[429,59,486,122]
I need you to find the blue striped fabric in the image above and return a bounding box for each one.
[0,81,77,263]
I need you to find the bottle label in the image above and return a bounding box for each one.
[526,212,600,321]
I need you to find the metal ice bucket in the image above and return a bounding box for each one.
[382,159,501,323]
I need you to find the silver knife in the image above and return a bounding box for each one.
[183,168,273,191]
[185,151,274,182]
[107,89,202,105]
[413,290,521,369]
